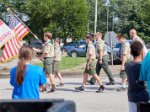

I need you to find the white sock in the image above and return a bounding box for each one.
[122,83,127,88]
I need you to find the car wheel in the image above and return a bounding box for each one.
[71,51,78,57]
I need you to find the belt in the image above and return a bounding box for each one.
[44,57,53,59]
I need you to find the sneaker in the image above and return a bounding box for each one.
[117,87,127,92]
[106,82,115,85]
[47,89,56,93]
[96,85,105,93]
[75,86,84,92]
[56,83,64,87]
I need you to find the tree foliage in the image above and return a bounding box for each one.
[87,0,150,42]
[0,0,89,40]
[0,0,150,42]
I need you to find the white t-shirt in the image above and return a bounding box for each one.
[133,36,148,56]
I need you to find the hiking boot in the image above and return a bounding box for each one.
[117,87,127,92]
[96,85,105,93]
[75,86,84,92]
[106,82,115,85]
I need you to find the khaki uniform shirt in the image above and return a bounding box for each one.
[43,40,54,58]
[121,41,132,62]
[96,39,107,58]
[54,44,61,61]
[86,42,96,60]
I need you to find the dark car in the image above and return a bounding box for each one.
[61,42,78,52]
[30,40,43,56]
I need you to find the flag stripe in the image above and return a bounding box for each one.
[17,29,29,39]
[7,40,14,56]
[1,14,29,62]
[11,38,18,55]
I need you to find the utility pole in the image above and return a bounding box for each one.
[94,0,98,35]
[106,4,109,32]
[112,12,114,31]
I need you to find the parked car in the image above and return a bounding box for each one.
[67,40,118,58]
[61,42,78,52]
[67,40,87,57]
[30,40,43,56]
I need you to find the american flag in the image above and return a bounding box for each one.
[1,15,29,62]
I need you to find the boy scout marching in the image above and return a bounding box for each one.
[116,34,132,91]
[39,32,56,93]
[89,32,115,85]
[33,29,147,94]
[38,32,64,93]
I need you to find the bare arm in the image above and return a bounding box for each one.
[99,50,103,60]
[121,54,126,70]
[40,53,47,59]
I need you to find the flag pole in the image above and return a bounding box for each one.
[6,8,42,43]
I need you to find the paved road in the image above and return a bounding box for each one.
[0,76,128,112]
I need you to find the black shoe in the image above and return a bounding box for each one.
[96,85,105,93]
[56,83,64,87]
[75,86,84,92]
[106,82,115,85]
[117,87,127,92]
[47,89,56,93]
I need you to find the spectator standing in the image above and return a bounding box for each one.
[10,45,46,99]
[125,41,149,112]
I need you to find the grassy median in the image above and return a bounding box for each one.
[35,57,85,70]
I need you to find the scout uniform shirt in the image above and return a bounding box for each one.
[54,44,61,61]
[86,42,96,60]
[96,39,107,58]
[121,41,132,62]
[43,40,54,58]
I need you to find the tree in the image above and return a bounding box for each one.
[0,0,89,40]
[87,0,150,41]
[21,0,89,40]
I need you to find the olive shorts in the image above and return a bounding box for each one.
[53,61,60,74]
[84,60,96,75]
[43,57,53,74]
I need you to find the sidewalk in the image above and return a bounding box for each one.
[0,77,128,112]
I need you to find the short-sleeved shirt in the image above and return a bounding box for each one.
[86,42,96,60]
[133,36,148,55]
[121,41,132,61]
[140,51,150,96]
[54,44,61,61]
[43,40,54,58]
[10,64,47,99]
[96,39,107,58]
[125,61,149,103]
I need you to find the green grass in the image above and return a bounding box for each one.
[35,57,85,70]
